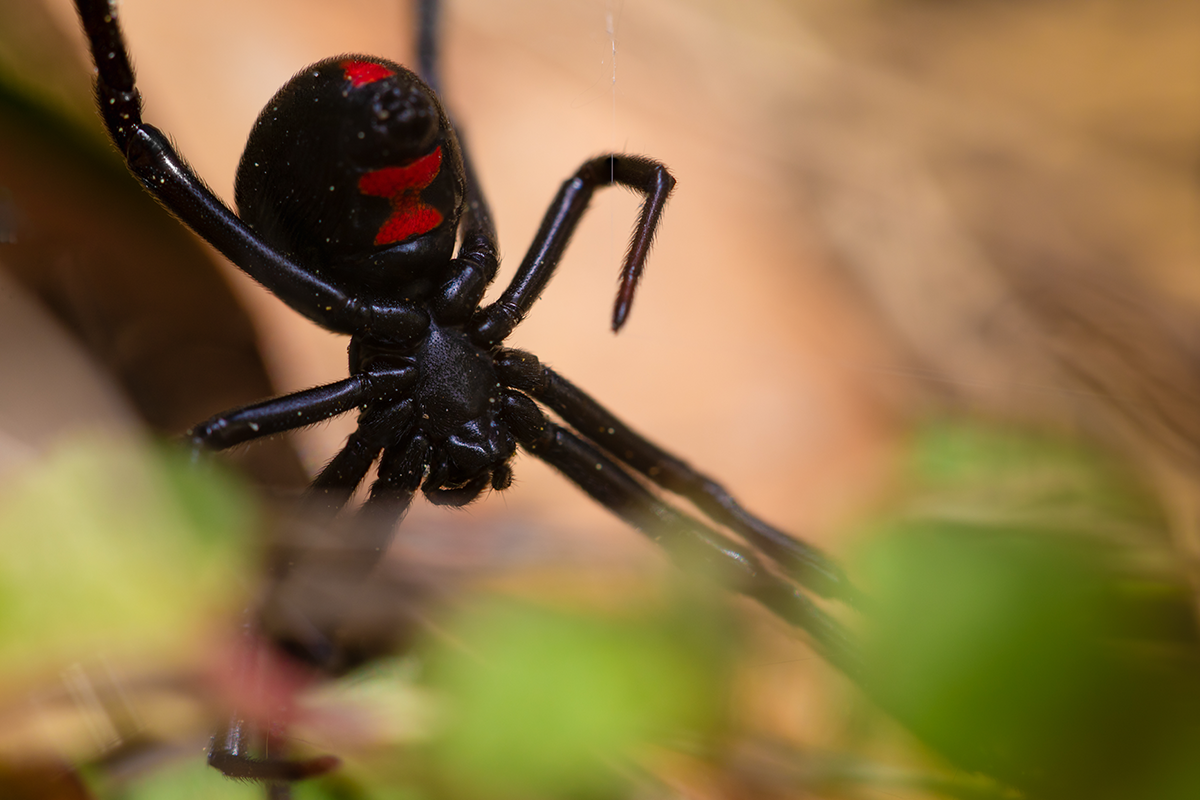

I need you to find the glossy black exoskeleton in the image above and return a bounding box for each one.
[237,58,465,303]
[72,0,860,791]
[228,54,522,504]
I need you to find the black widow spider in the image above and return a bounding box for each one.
[72,0,860,789]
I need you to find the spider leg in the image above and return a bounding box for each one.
[189,367,415,453]
[267,434,430,665]
[499,390,861,674]
[433,143,499,324]
[190,379,365,454]
[72,0,430,341]
[208,717,338,785]
[495,350,860,605]
[470,155,675,345]
[350,431,431,558]
[412,0,501,326]
[305,399,418,515]
[211,434,431,794]
[207,633,339,788]
[416,0,442,94]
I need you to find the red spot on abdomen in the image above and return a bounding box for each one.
[340,59,395,88]
[358,147,445,245]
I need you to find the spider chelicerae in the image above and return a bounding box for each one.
[73,0,859,790]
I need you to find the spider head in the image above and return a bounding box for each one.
[235,56,465,296]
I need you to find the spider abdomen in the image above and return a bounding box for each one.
[234,56,467,300]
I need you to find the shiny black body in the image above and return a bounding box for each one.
[72,0,859,790]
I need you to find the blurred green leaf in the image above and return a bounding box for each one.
[860,522,1111,769]
[425,594,734,799]
[113,756,261,800]
[854,421,1200,799]
[0,436,255,673]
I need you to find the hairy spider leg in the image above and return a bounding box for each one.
[471,154,675,345]
[495,350,864,606]
[208,718,337,784]
[416,0,442,94]
[434,141,499,324]
[415,0,502,328]
[209,429,430,787]
[187,369,414,452]
[495,389,861,674]
[269,427,430,659]
[303,401,415,514]
[73,0,431,340]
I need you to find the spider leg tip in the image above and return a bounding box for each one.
[611,303,631,333]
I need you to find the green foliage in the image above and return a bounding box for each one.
[115,757,262,800]
[0,437,254,673]
[855,421,1200,799]
[424,593,735,800]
